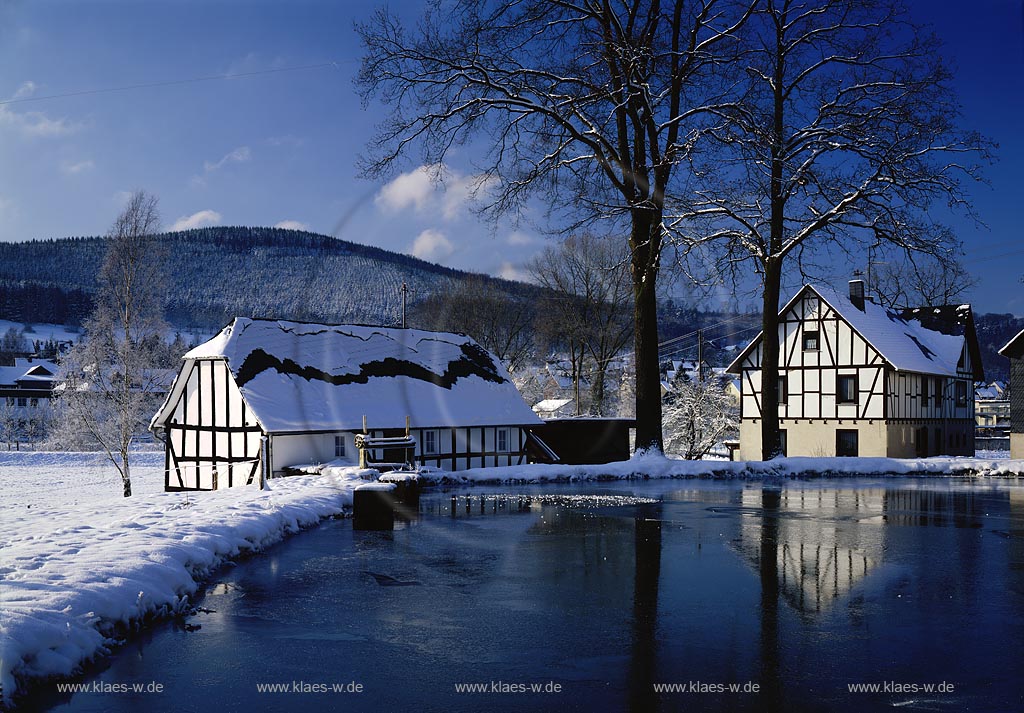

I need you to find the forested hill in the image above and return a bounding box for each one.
[0,226,539,330]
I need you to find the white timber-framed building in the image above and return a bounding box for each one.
[150,318,544,491]
[998,328,1024,459]
[727,281,983,460]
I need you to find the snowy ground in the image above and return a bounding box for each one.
[1,449,1021,706]
[418,450,1024,484]
[0,452,364,706]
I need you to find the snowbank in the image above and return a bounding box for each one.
[419,450,1024,484]
[0,454,363,705]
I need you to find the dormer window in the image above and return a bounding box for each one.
[802,330,820,351]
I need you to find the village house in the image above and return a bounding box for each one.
[727,281,983,459]
[0,358,57,416]
[149,318,546,491]
[998,328,1024,459]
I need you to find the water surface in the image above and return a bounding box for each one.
[31,478,1024,712]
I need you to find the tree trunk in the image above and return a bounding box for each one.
[590,365,607,416]
[631,211,663,453]
[759,259,783,460]
[121,450,132,497]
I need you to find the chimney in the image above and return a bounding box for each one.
[849,279,866,311]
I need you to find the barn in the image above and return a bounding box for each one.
[149,318,545,491]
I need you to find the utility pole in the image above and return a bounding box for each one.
[400,282,408,328]
[696,329,704,383]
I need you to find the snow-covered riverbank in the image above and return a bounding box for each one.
[421,450,1024,484]
[0,452,363,706]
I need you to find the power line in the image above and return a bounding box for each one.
[0,62,344,106]
[657,313,751,349]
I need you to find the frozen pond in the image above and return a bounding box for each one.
[28,478,1024,712]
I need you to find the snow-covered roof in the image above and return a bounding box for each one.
[157,318,541,433]
[728,284,975,377]
[999,328,1024,359]
[0,359,58,387]
[533,398,572,412]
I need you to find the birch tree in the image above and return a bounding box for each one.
[357,0,756,452]
[58,191,167,496]
[676,0,992,458]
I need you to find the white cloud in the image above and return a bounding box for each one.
[203,146,251,173]
[375,163,495,221]
[60,159,94,175]
[170,209,222,232]
[409,229,454,262]
[376,165,437,214]
[12,81,37,100]
[274,220,308,231]
[506,231,536,246]
[1,82,83,138]
[192,146,251,186]
[497,261,531,282]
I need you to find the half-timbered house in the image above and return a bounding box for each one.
[998,328,1024,459]
[150,318,545,491]
[727,281,983,460]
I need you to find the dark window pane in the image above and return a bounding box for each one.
[838,375,857,404]
[836,429,858,457]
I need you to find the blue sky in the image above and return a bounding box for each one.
[1,0,1021,315]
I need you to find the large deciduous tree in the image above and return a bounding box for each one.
[58,191,167,496]
[357,0,755,452]
[676,0,992,459]
[529,233,633,415]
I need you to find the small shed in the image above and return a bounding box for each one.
[998,328,1024,459]
[532,417,635,465]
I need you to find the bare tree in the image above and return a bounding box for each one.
[57,191,167,496]
[0,398,19,450]
[676,0,992,459]
[357,0,756,452]
[411,277,534,370]
[873,255,979,309]
[529,234,633,415]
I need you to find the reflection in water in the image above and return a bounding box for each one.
[737,488,882,615]
[883,488,986,528]
[629,503,662,713]
[759,488,782,711]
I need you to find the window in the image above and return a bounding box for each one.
[837,375,858,404]
[779,429,788,457]
[921,376,929,407]
[16,397,27,408]
[496,428,510,453]
[334,435,346,458]
[423,429,438,455]
[777,376,788,404]
[836,429,858,457]
[933,377,943,407]
[802,330,820,351]
[29,398,38,408]
[955,381,967,407]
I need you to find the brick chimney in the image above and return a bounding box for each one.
[849,279,866,311]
